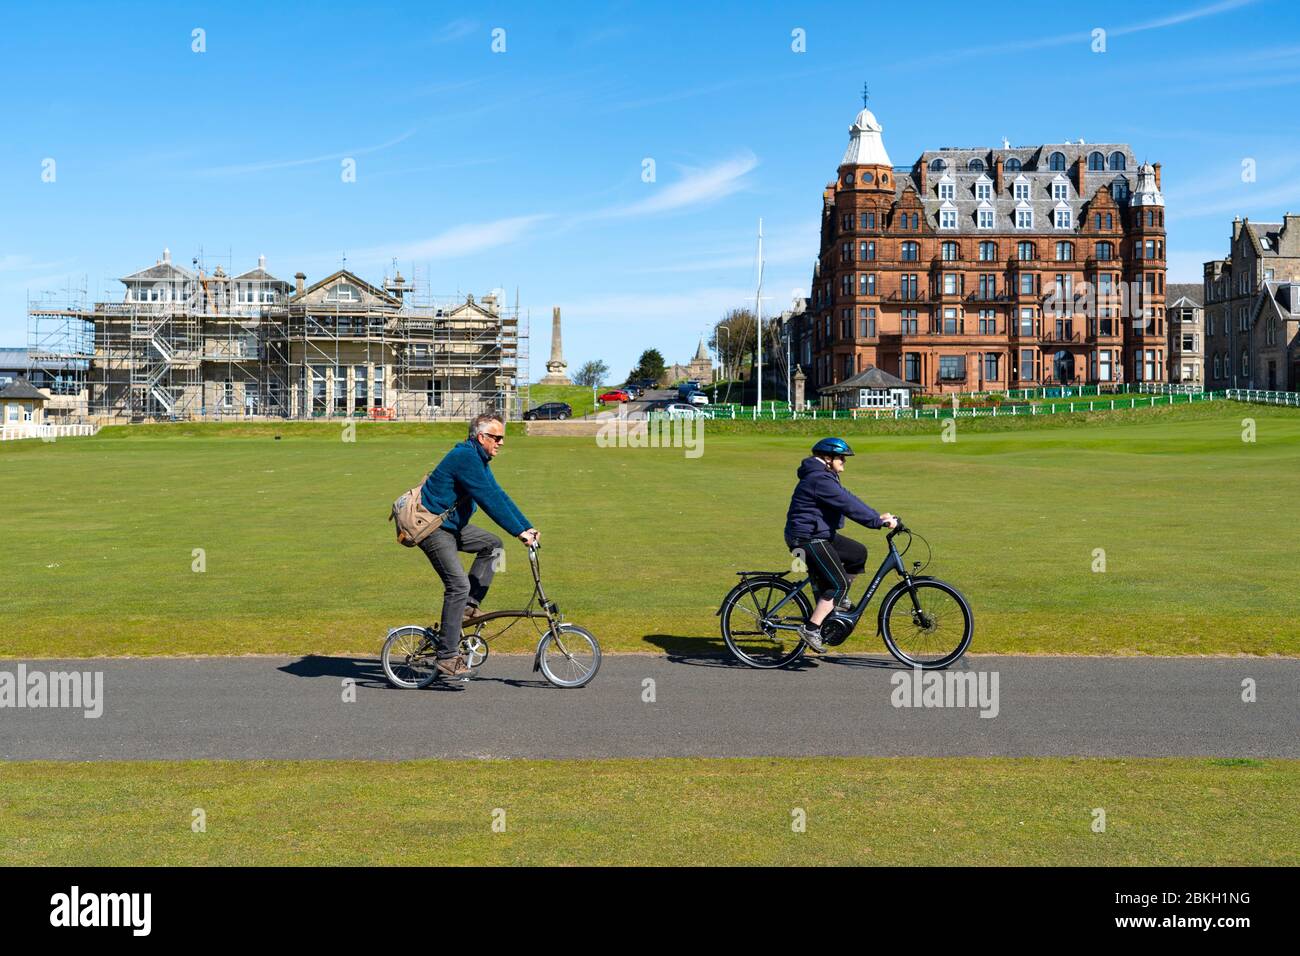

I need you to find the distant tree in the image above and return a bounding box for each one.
[628,348,666,384]
[573,360,608,388]
[710,308,757,377]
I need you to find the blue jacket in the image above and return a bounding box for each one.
[421,439,530,537]
[784,456,883,541]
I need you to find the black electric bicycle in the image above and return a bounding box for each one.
[382,544,601,689]
[718,521,972,670]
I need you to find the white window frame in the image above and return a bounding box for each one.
[1054,204,1072,229]
[1015,205,1033,229]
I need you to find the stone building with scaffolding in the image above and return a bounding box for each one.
[26,249,527,423]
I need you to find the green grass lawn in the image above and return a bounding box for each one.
[1,757,1293,865]
[1,401,1297,658]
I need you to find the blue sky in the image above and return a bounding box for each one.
[2,0,1298,380]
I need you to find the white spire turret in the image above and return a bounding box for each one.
[841,108,892,168]
[1132,162,1164,207]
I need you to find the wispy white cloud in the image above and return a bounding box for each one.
[580,152,759,222]
[195,129,417,176]
[347,215,554,265]
[910,0,1257,66]
[431,18,478,45]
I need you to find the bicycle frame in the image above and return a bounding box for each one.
[765,529,914,632]
[452,546,560,647]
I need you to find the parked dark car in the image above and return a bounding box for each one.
[523,402,572,421]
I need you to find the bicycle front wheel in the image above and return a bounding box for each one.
[720,577,811,669]
[538,623,601,688]
[879,578,973,669]
[381,625,439,689]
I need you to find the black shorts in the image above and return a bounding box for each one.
[785,532,867,602]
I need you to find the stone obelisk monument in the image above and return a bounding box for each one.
[539,306,572,384]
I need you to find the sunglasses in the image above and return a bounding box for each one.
[483,432,506,443]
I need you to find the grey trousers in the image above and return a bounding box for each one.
[419,524,503,658]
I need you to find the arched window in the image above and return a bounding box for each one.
[1108,151,1126,171]
[1005,157,1022,172]
[1088,151,1105,171]
[929,158,946,173]
[1056,241,1074,261]
[968,158,985,172]
[1049,151,1067,171]
[844,173,855,185]
[979,241,998,261]
[1096,241,1114,261]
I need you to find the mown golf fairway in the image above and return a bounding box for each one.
[1,757,1293,866]
[1,401,1297,658]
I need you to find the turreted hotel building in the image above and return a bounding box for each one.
[794,106,1169,395]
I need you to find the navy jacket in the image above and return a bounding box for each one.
[421,439,530,537]
[784,456,883,541]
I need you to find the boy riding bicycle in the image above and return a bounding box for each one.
[784,437,898,653]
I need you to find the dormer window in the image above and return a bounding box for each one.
[1013,177,1031,201]
[1111,178,1129,201]
[1052,177,1069,201]
[1005,157,1022,173]
[967,158,985,172]
[940,207,958,230]
[1016,207,1033,229]
[1088,151,1105,171]
[938,180,955,200]
[1049,151,1067,171]
[1108,151,1126,171]
[929,158,947,173]
[1054,205,1072,229]
[977,206,994,230]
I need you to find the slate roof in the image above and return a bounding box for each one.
[820,365,920,392]
[0,347,29,369]
[1167,283,1203,308]
[1245,222,1285,257]
[889,144,1140,235]
[0,377,47,401]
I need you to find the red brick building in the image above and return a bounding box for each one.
[795,107,1169,396]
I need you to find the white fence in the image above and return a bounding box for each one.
[0,423,100,441]
[1224,389,1300,407]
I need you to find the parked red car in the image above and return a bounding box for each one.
[599,389,631,403]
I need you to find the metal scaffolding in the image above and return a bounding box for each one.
[27,254,528,423]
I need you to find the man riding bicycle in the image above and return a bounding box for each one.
[419,413,539,677]
[784,437,898,653]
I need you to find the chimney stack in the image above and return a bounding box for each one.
[1153,162,1161,190]
[1074,154,1086,200]
[994,154,1004,194]
[294,272,306,295]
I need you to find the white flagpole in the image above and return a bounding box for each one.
[756,218,764,412]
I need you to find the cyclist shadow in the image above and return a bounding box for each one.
[277,654,463,692]
[641,633,820,671]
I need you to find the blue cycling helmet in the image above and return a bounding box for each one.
[812,437,855,457]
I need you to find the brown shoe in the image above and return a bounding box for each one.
[462,604,486,625]
[435,655,471,678]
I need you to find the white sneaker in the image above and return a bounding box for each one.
[798,624,826,653]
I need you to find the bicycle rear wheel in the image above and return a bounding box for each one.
[538,623,601,688]
[879,578,973,669]
[381,625,439,689]
[720,577,810,669]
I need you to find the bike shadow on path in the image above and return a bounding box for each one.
[278,655,461,692]
[277,655,562,692]
[642,635,945,671]
[642,633,819,671]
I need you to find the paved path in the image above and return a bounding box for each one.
[2,655,1295,760]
